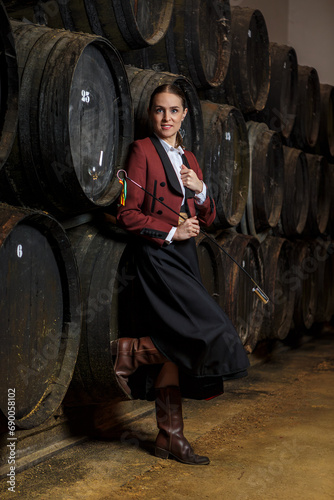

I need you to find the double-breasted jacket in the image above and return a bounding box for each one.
[117,137,216,246]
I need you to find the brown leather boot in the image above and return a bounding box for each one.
[155,385,210,465]
[111,337,167,398]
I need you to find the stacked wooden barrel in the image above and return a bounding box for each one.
[0,0,333,427]
[0,19,133,216]
[0,203,81,429]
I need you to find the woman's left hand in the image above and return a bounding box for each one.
[180,165,203,194]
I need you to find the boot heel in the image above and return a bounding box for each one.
[155,447,169,459]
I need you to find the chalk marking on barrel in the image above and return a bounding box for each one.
[81,90,90,103]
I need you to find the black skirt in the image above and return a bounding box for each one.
[128,237,250,401]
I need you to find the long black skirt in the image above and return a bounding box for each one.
[128,237,250,401]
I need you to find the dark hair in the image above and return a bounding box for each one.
[148,84,187,148]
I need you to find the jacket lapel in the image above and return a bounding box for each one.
[150,136,195,199]
[181,153,195,200]
[150,136,182,195]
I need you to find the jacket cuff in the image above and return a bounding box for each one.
[140,227,169,240]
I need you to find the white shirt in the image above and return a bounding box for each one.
[157,137,207,242]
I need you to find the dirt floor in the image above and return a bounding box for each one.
[1,326,334,500]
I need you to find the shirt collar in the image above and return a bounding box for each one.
[156,135,184,156]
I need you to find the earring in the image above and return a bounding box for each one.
[179,127,185,139]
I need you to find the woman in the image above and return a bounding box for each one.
[114,84,250,465]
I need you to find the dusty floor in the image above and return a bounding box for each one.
[1,327,334,500]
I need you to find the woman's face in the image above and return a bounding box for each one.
[148,92,188,147]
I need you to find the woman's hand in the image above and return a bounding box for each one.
[173,216,200,241]
[180,166,203,194]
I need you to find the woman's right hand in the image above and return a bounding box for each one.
[173,216,200,241]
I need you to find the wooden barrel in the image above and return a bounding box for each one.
[259,236,295,340]
[3,1,174,50]
[126,66,204,165]
[35,0,174,51]
[215,230,265,352]
[289,65,321,149]
[316,84,334,159]
[64,223,137,405]
[325,240,334,320]
[0,1,19,169]
[262,43,298,139]
[240,121,284,239]
[312,238,334,323]
[124,0,231,90]
[0,204,81,429]
[195,233,226,305]
[207,7,270,113]
[276,147,309,237]
[0,21,133,217]
[327,165,334,238]
[288,240,319,330]
[303,154,331,236]
[200,101,250,228]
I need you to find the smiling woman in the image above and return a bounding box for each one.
[126,67,204,165]
[148,90,188,147]
[110,83,250,466]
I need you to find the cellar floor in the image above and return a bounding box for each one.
[1,325,334,500]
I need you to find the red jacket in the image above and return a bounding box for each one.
[117,137,216,247]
